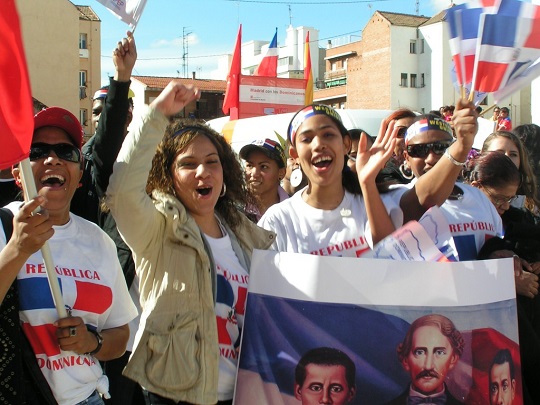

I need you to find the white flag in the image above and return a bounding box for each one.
[96,0,147,31]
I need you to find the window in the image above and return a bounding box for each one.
[79,33,87,49]
[421,73,425,87]
[79,70,87,87]
[331,62,337,71]
[420,39,425,54]
[79,71,87,99]
[411,74,417,88]
[79,108,88,127]
[400,73,408,87]
[410,40,417,54]
[343,59,348,70]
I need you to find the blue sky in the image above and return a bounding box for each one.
[89,0,453,85]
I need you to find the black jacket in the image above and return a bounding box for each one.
[71,78,136,288]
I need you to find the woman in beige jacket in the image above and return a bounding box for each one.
[107,81,275,405]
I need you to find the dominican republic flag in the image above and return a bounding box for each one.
[473,1,540,93]
[445,0,502,87]
[254,29,278,77]
[19,276,113,357]
[0,0,34,169]
[96,0,147,31]
[446,4,468,85]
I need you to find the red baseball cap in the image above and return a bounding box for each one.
[34,107,84,149]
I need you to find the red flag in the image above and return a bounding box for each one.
[254,29,278,77]
[0,0,34,169]
[222,25,242,118]
[304,32,314,105]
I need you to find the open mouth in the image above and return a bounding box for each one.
[197,186,212,196]
[312,155,332,168]
[40,174,66,187]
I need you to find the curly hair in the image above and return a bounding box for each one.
[482,131,540,210]
[145,119,253,232]
[397,314,464,363]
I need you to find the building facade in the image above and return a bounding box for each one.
[16,0,101,138]
[130,76,227,120]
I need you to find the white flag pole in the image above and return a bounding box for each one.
[19,158,67,318]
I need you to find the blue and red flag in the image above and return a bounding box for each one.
[254,29,278,77]
[0,0,34,169]
[473,1,540,93]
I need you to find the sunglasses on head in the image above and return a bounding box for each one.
[30,143,81,164]
[406,141,452,159]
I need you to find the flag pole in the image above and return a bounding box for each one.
[19,158,67,318]
[479,103,496,117]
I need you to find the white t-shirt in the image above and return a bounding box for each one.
[394,181,503,261]
[258,188,404,256]
[205,231,249,401]
[439,183,503,261]
[0,202,138,405]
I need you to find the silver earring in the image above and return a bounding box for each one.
[290,167,304,188]
[220,183,227,197]
[399,162,414,180]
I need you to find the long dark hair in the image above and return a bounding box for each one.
[146,119,252,231]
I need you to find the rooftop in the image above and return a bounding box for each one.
[378,11,430,27]
[132,76,227,92]
[76,5,100,22]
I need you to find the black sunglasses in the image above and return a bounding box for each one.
[406,141,452,159]
[30,143,81,163]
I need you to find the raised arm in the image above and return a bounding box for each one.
[400,99,478,223]
[357,119,398,244]
[93,31,137,198]
[106,81,199,252]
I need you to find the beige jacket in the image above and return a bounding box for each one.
[107,106,275,404]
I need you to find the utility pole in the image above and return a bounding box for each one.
[182,27,193,78]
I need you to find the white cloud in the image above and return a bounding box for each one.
[150,33,200,48]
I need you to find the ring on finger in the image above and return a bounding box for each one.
[69,326,77,337]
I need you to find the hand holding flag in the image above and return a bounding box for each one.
[0,0,66,318]
[96,0,147,32]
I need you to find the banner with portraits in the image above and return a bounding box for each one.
[234,251,522,405]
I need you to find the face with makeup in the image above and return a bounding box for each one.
[289,114,351,189]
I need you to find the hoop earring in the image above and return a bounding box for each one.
[399,162,414,180]
[290,167,304,188]
[220,183,227,197]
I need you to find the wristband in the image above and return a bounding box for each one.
[85,329,103,356]
[444,149,466,166]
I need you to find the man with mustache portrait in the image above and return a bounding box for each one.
[386,314,465,405]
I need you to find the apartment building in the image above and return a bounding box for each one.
[16,0,101,139]
[314,11,430,112]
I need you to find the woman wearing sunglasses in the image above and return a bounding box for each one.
[402,113,503,261]
[0,107,137,404]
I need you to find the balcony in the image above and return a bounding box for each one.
[324,68,347,81]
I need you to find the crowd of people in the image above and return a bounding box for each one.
[1,30,540,405]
